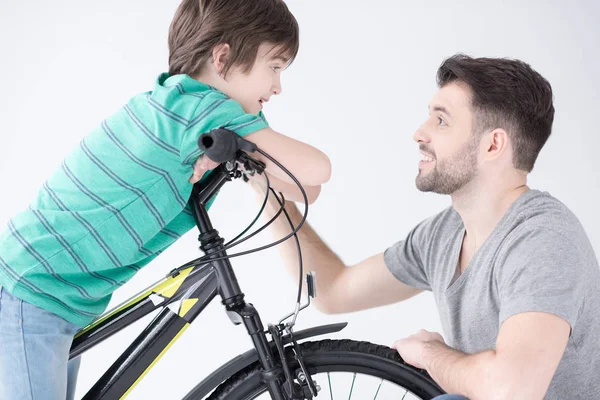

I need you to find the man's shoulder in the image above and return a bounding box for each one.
[492,189,595,265]
[405,206,463,256]
[419,205,462,236]
[509,189,585,239]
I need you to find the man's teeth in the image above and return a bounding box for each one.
[420,154,435,162]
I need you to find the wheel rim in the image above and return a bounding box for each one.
[235,367,431,399]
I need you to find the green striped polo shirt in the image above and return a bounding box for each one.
[0,73,268,327]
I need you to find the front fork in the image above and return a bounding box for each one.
[192,163,316,400]
[195,236,287,398]
[268,323,319,399]
[227,301,318,400]
[203,234,317,400]
[226,301,289,399]
[194,212,287,398]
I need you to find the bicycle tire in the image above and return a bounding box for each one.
[206,339,445,399]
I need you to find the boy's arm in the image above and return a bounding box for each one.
[189,128,331,187]
[243,127,331,187]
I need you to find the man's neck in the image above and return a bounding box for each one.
[451,171,529,253]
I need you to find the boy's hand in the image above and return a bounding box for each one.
[189,155,220,184]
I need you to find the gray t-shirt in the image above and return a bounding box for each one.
[384,189,600,399]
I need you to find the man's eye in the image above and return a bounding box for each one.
[438,117,447,126]
[271,66,281,72]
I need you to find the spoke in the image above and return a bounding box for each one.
[373,379,383,400]
[264,371,424,400]
[347,373,356,400]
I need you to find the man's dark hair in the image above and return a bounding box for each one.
[168,0,299,78]
[437,54,555,172]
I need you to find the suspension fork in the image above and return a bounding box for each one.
[191,166,287,400]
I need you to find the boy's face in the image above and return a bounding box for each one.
[413,81,481,195]
[223,44,288,115]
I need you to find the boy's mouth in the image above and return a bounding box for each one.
[258,98,269,110]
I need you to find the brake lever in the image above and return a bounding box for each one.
[229,151,266,181]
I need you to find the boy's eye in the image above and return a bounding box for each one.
[271,66,282,72]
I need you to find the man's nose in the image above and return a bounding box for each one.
[413,124,431,144]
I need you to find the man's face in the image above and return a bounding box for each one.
[414,82,481,195]
[223,43,288,115]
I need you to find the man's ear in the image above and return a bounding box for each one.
[211,43,231,76]
[483,128,509,162]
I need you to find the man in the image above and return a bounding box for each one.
[246,54,600,399]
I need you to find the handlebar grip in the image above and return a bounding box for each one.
[198,128,238,163]
[198,128,258,163]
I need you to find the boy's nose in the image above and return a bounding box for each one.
[272,77,282,95]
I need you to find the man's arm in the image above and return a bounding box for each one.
[253,185,422,314]
[260,171,323,204]
[396,312,570,400]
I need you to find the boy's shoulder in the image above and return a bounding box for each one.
[146,73,267,129]
[148,73,229,117]
[123,73,268,165]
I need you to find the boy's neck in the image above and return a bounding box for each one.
[192,71,223,92]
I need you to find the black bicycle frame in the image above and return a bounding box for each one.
[70,164,287,400]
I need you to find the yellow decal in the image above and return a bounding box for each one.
[120,323,190,399]
[153,267,193,298]
[76,267,195,338]
[179,298,198,317]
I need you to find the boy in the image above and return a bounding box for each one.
[0,0,331,399]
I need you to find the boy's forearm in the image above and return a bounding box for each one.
[245,128,332,187]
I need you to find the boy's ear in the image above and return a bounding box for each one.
[211,43,231,75]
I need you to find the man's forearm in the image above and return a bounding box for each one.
[424,341,501,400]
[256,180,346,310]
[263,171,322,204]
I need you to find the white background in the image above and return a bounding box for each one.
[1,1,599,398]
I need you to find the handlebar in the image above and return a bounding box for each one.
[192,128,266,211]
[198,128,258,163]
[173,128,310,314]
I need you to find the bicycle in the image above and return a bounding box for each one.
[69,128,445,399]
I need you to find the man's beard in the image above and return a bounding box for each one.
[416,138,480,195]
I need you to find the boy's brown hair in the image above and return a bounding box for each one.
[168,0,299,78]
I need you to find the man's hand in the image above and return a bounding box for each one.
[189,155,220,184]
[393,313,569,399]
[393,329,446,370]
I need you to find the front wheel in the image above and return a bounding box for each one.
[207,339,445,399]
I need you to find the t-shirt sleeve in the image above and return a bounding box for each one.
[179,94,269,165]
[383,216,436,291]
[496,227,585,332]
